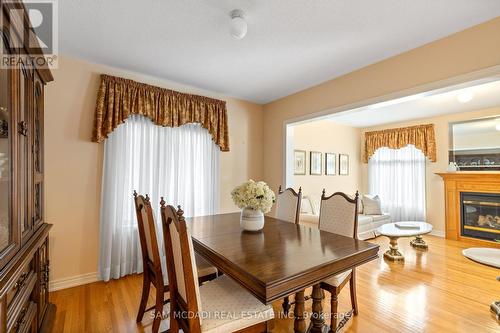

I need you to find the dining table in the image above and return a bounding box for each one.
[186,213,380,333]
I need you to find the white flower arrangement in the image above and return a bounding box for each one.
[231,180,276,213]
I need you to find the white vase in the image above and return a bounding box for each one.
[240,207,264,231]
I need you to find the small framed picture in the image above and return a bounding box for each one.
[294,150,306,175]
[310,151,322,175]
[325,153,336,175]
[339,154,349,175]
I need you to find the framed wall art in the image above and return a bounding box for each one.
[339,154,349,175]
[294,150,306,175]
[325,153,336,175]
[310,151,322,175]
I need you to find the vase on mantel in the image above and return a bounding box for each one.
[447,162,459,172]
[240,207,265,231]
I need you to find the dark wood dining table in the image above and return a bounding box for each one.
[186,213,379,333]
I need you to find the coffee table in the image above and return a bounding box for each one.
[377,222,433,261]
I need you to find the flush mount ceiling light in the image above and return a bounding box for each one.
[230,9,247,40]
[457,92,473,103]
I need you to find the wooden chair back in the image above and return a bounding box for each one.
[319,190,359,239]
[276,186,302,224]
[160,200,202,333]
[133,191,163,285]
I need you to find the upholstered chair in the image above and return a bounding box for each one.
[276,185,302,224]
[160,201,275,333]
[275,186,302,315]
[133,192,218,333]
[318,190,360,332]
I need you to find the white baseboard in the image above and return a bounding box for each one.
[49,272,100,292]
[430,230,445,238]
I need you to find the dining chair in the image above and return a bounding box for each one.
[318,190,359,332]
[160,201,275,333]
[133,191,218,333]
[275,186,302,315]
[276,185,302,224]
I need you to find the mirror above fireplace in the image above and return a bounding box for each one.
[449,116,500,171]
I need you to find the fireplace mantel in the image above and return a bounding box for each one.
[437,172,500,247]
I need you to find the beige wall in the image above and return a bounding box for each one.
[292,120,361,197]
[263,17,500,198]
[44,55,263,283]
[360,107,500,235]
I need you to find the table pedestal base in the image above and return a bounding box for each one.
[308,284,328,333]
[306,310,354,333]
[306,324,329,333]
[306,323,330,333]
[384,237,404,261]
[410,235,428,249]
[295,285,332,333]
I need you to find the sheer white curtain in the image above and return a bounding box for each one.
[368,144,426,222]
[99,115,219,281]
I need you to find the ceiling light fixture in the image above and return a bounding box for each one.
[230,9,247,40]
[457,92,473,103]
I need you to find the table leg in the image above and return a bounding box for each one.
[410,235,428,249]
[294,290,306,333]
[384,237,404,261]
[309,284,328,333]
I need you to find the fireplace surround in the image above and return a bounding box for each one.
[437,172,500,247]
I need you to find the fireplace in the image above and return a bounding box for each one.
[461,192,500,241]
[438,172,500,247]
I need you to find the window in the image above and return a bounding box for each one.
[99,115,219,281]
[368,145,426,222]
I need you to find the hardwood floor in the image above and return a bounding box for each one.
[50,235,500,332]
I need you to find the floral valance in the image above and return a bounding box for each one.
[92,74,230,151]
[364,124,436,162]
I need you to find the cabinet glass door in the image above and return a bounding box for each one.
[0,64,10,253]
[0,31,12,255]
[33,77,43,228]
[19,63,32,239]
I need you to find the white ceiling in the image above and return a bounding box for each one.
[325,79,500,128]
[59,0,500,104]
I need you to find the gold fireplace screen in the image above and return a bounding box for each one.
[464,225,500,234]
[463,200,500,234]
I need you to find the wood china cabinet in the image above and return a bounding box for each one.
[0,1,54,332]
